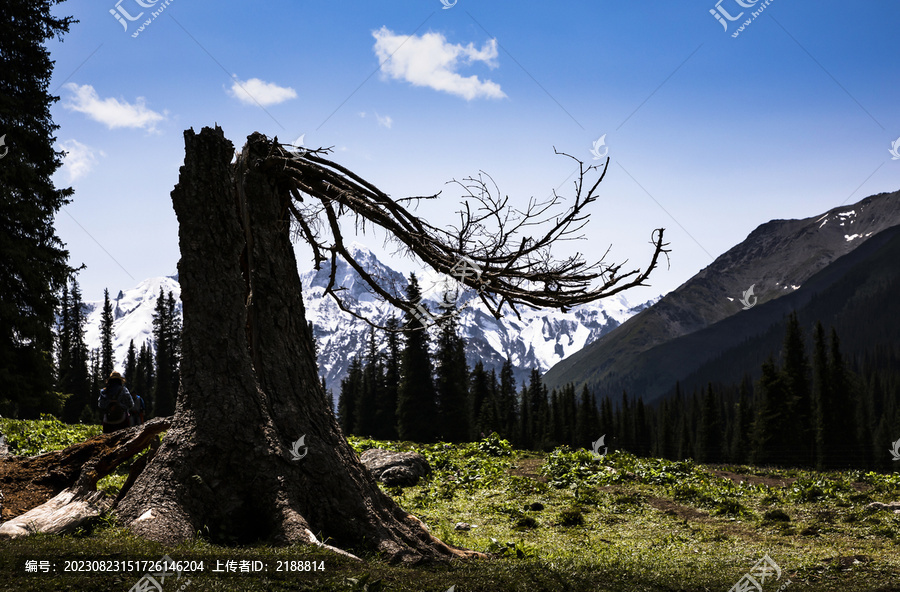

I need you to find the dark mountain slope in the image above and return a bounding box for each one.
[543,190,900,395]
[611,223,900,403]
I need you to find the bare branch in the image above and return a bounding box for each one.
[239,136,669,330]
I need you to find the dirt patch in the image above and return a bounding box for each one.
[0,418,168,521]
[712,469,796,488]
[508,457,547,483]
[647,496,710,521]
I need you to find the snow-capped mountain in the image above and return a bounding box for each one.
[83,276,181,366]
[84,243,654,389]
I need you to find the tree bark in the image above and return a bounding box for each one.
[114,127,480,563]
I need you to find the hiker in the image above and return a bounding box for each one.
[98,371,135,434]
[130,392,146,426]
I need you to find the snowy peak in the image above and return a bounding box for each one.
[84,248,653,389]
[84,275,181,369]
[301,243,407,301]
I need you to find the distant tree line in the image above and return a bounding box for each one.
[338,287,900,472]
[55,281,180,422]
[337,275,604,450]
[645,313,900,471]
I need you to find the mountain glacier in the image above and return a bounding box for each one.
[84,243,656,389]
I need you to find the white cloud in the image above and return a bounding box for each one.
[59,139,101,182]
[374,111,393,129]
[62,83,167,131]
[228,77,297,106]
[372,27,506,101]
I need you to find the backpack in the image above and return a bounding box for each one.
[100,384,129,425]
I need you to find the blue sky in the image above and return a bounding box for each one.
[49,0,900,306]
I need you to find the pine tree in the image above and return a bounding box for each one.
[781,313,813,466]
[133,341,155,414]
[124,340,137,388]
[600,394,613,450]
[373,316,400,440]
[434,313,470,442]
[828,327,856,467]
[469,361,491,439]
[516,381,529,448]
[100,288,115,379]
[812,321,835,470]
[752,357,790,465]
[634,396,649,457]
[529,371,550,450]
[354,327,380,437]
[338,356,363,435]
[0,0,76,417]
[396,274,438,443]
[152,289,181,416]
[61,279,91,423]
[477,369,500,437]
[730,375,753,464]
[495,359,518,442]
[697,383,722,464]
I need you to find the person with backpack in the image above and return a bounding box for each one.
[130,393,146,426]
[98,371,135,433]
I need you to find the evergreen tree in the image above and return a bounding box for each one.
[133,341,155,414]
[781,313,813,465]
[373,316,400,440]
[152,289,181,416]
[495,359,518,441]
[434,313,470,442]
[477,369,500,437]
[600,394,613,449]
[562,385,579,447]
[396,274,438,442]
[124,340,137,389]
[61,279,90,423]
[697,383,722,463]
[752,357,790,465]
[56,283,71,397]
[338,356,363,435]
[828,327,856,467]
[730,375,753,464]
[354,327,380,437]
[0,0,76,417]
[516,381,530,448]
[618,391,633,452]
[812,321,835,470]
[531,372,551,450]
[100,288,115,379]
[469,361,491,439]
[634,396,649,457]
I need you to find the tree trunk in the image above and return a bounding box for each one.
[115,126,480,563]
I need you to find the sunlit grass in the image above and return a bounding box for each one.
[1,424,899,590]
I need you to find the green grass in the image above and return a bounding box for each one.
[2,424,900,591]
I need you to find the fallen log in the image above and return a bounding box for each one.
[0,417,170,535]
[0,487,112,539]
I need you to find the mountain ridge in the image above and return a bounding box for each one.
[83,244,655,390]
[542,189,900,398]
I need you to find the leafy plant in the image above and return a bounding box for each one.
[0,414,100,455]
[476,432,513,457]
[557,508,584,527]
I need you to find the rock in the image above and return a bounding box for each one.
[454,522,473,531]
[0,433,9,457]
[866,501,900,513]
[360,449,431,487]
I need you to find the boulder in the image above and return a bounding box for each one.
[360,449,431,487]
